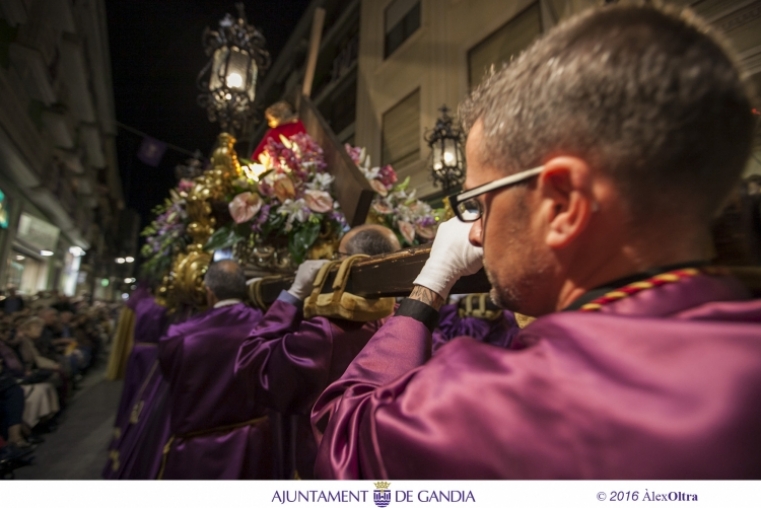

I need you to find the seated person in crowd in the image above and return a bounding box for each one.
[0,356,28,449]
[311,3,761,479]
[36,309,61,363]
[14,318,62,374]
[0,321,61,433]
[236,224,401,479]
[0,288,25,314]
[157,260,269,479]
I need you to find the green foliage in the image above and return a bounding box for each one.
[204,223,246,252]
[288,220,321,265]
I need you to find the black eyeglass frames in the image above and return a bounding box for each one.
[446,166,544,222]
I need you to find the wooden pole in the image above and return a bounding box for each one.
[302,7,326,98]
[250,247,492,305]
[298,96,374,226]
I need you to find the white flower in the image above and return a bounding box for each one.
[360,165,381,181]
[279,198,310,232]
[306,172,334,191]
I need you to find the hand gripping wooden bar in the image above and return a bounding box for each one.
[250,247,492,306]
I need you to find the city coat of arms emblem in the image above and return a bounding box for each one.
[373,481,391,507]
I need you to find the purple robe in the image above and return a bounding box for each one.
[432,303,519,354]
[112,297,168,434]
[102,361,171,479]
[158,303,271,479]
[235,294,389,478]
[312,272,761,479]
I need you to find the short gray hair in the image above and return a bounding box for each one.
[459,2,755,222]
[345,228,401,256]
[203,260,247,301]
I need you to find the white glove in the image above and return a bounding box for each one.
[413,218,483,298]
[288,259,330,300]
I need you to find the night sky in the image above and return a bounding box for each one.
[105,0,310,230]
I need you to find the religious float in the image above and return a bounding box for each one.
[140,97,448,311]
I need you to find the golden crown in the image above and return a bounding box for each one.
[374,481,391,490]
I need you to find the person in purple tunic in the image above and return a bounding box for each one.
[110,285,168,442]
[432,295,519,354]
[102,283,170,479]
[236,225,401,479]
[312,3,761,479]
[157,260,270,479]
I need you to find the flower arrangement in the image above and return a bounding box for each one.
[205,133,349,265]
[345,144,440,247]
[140,132,442,284]
[139,182,192,283]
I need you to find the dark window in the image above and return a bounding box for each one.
[381,88,420,168]
[384,0,420,59]
[467,2,541,88]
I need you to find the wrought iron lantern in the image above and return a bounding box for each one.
[425,105,466,192]
[197,3,270,135]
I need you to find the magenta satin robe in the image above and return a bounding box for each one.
[235,295,389,478]
[312,272,761,479]
[432,303,519,354]
[158,303,271,479]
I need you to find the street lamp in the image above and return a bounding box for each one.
[425,105,466,193]
[197,3,270,135]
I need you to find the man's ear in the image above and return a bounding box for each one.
[205,286,217,307]
[538,156,596,250]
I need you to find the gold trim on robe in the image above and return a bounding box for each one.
[156,415,269,479]
[105,306,136,380]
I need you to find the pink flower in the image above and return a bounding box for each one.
[398,220,416,245]
[272,174,296,202]
[178,179,194,193]
[344,144,363,166]
[229,192,262,224]
[415,223,437,240]
[372,199,393,215]
[369,178,389,197]
[378,165,397,187]
[304,189,334,213]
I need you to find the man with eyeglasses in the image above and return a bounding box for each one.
[311,3,761,479]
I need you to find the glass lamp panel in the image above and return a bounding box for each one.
[226,47,251,92]
[210,47,229,92]
[432,142,443,171]
[443,138,457,167]
[246,59,258,102]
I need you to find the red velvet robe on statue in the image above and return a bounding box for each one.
[251,120,307,161]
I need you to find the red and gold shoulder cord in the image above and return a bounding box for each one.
[579,267,728,312]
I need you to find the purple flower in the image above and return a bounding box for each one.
[252,204,271,232]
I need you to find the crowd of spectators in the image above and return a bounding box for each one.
[0,288,117,477]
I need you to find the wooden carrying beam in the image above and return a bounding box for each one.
[298,95,375,226]
[253,247,492,305]
[302,7,326,98]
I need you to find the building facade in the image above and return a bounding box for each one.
[0,0,136,299]
[252,0,761,200]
